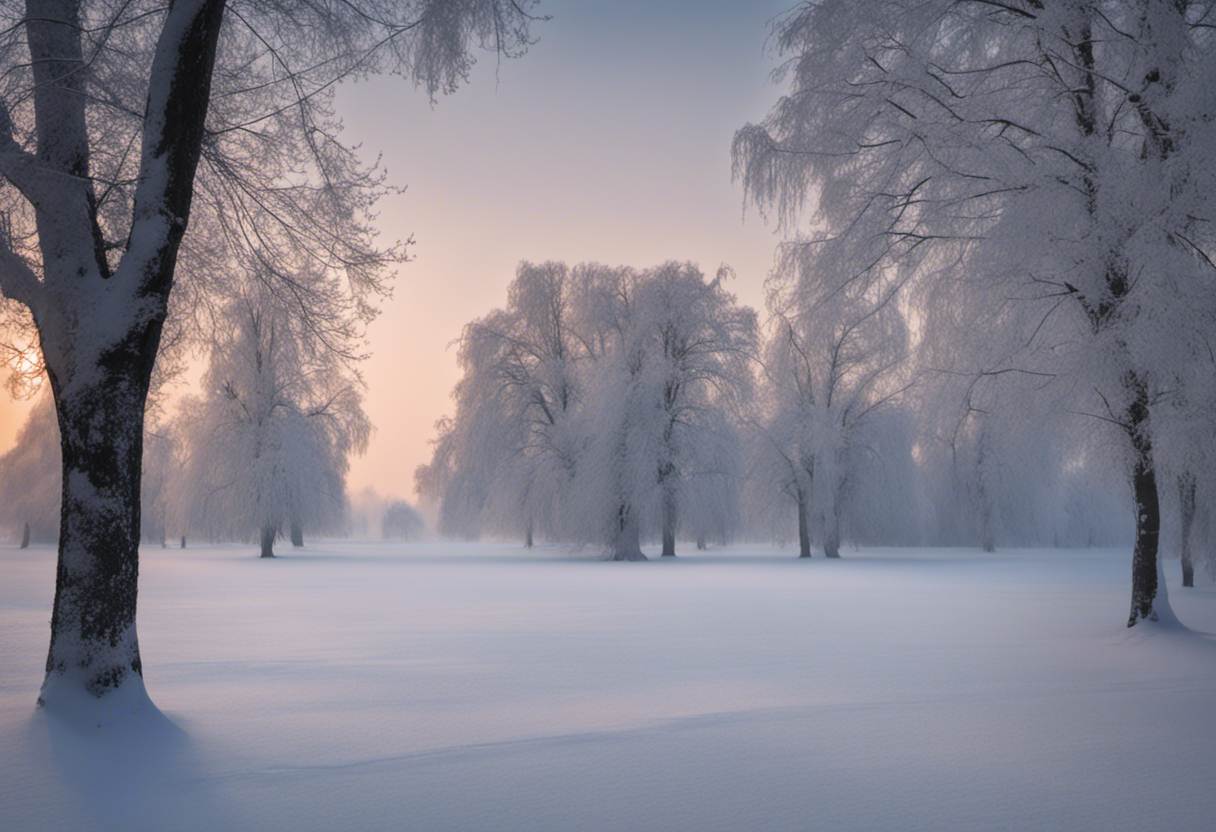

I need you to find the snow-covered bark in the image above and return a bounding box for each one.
[0,0,228,706]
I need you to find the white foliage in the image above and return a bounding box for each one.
[176,294,369,549]
[420,260,756,556]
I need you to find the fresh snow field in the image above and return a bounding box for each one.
[3,542,1216,831]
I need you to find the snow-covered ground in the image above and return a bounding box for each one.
[2,542,1216,831]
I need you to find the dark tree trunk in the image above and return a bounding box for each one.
[979,521,996,554]
[41,363,154,703]
[20,522,30,549]
[260,525,276,559]
[976,426,996,553]
[1179,474,1196,588]
[180,535,187,549]
[1126,381,1163,627]
[823,495,841,559]
[611,503,646,561]
[525,519,533,549]
[661,489,676,557]
[797,487,811,558]
[824,522,841,559]
[696,534,706,551]
[290,520,303,548]
[28,0,228,707]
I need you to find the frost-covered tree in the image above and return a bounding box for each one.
[0,393,60,544]
[421,260,755,560]
[416,262,585,545]
[751,270,911,558]
[630,263,756,556]
[563,262,755,559]
[383,500,425,541]
[0,0,542,702]
[139,425,178,548]
[735,0,1216,624]
[178,296,369,557]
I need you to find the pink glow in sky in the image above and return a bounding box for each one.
[0,0,789,501]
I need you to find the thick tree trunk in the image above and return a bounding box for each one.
[525,519,533,549]
[180,535,187,549]
[797,488,811,558]
[661,489,676,557]
[20,522,30,549]
[260,525,276,559]
[696,534,706,551]
[40,368,152,705]
[1179,474,1196,588]
[23,0,228,708]
[611,503,646,561]
[290,520,304,548]
[1126,382,1164,627]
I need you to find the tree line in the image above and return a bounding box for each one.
[0,0,1213,713]
[414,259,1143,562]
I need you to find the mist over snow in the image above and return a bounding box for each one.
[2,1,1216,830]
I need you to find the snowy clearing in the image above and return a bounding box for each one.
[3,542,1216,831]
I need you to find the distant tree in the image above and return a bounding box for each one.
[141,427,179,548]
[421,260,754,560]
[383,501,426,541]
[0,394,59,544]
[751,272,911,558]
[418,262,584,544]
[178,295,369,558]
[631,264,756,557]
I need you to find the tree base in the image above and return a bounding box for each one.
[38,664,153,726]
[610,549,648,562]
[1127,555,1181,629]
[1127,608,1159,628]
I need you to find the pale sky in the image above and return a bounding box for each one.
[0,0,791,501]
